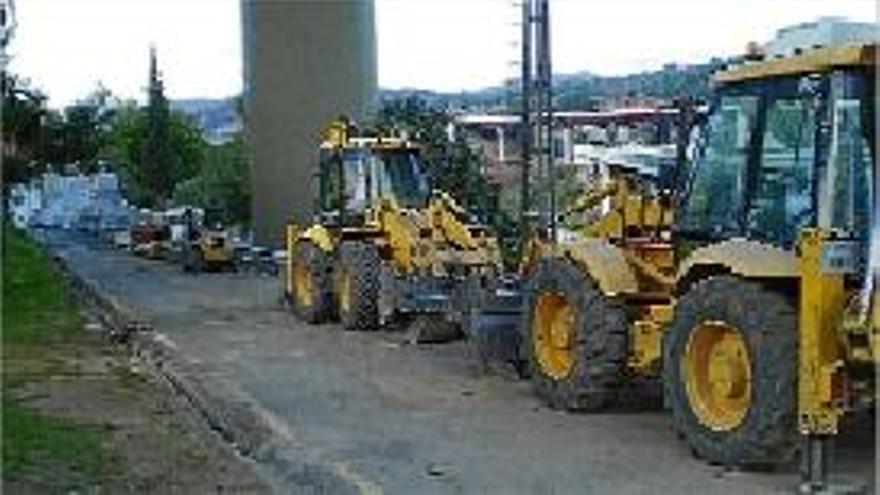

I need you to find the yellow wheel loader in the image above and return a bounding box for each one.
[519,43,877,482]
[179,207,235,274]
[182,227,234,273]
[285,119,512,335]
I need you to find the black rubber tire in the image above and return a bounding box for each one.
[291,241,334,324]
[183,246,203,274]
[336,242,381,331]
[521,257,628,411]
[663,275,797,466]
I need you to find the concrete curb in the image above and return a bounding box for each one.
[52,248,381,495]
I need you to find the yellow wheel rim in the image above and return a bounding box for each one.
[532,291,575,379]
[337,269,351,314]
[293,256,313,308]
[682,321,752,431]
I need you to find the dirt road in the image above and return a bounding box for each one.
[44,230,876,494]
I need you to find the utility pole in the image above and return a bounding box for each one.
[520,0,556,248]
[518,0,533,250]
[534,0,554,242]
[519,0,554,247]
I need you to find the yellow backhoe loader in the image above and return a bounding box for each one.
[519,43,877,488]
[285,119,513,337]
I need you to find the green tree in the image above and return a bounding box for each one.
[116,47,205,207]
[101,101,204,208]
[139,46,174,205]
[58,106,104,170]
[56,84,117,172]
[2,76,118,186]
[172,135,251,226]
[1,74,49,185]
[101,102,148,203]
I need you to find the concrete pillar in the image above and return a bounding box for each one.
[241,0,377,245]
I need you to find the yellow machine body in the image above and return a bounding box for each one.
[524,43,876,467]
[525,164,679,375]
[299,224,334,253]
[198,230,234,265]
[291,120,499,271]
[286,119,503,327]
[573,171,674,242]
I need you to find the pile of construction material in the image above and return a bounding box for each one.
[8,170,135,232]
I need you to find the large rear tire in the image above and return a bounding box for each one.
[336,242,381,331]
[663,276,797,466]
[521,257,628,411]
[291,241,334,323]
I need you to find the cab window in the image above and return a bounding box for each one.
[746,97,816,246]
[828,98,872,239]
[342,149,367,211]
[681,95,758,235]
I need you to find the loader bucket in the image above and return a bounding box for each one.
[460,284,525,374]
[406,315,464,344]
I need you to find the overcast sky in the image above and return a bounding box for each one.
[8,0,877,107]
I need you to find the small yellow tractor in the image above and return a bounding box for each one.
[180,207,235,273]
[285,119,509,335]
[519,43,876,487]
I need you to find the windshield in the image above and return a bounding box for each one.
[679,71,875,250]
[745,96,817,245]
[317,148,366,213]
[679,95,758,235]
[342,149,367,211]
[374,150,429,208]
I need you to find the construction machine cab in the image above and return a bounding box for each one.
[315,120,430,225]
[678,45,875,252]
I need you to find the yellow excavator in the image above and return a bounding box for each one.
[285,119,510,335]
[519,42,876,489]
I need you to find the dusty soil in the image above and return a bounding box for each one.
[4,320,269,495]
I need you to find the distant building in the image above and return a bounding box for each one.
[8,170,134,231]
[765,17,879,57]
[452,114,521,185]
[241,0,378,245]
[452,108,682,189]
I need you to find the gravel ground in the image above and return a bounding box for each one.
[42,229,877,494]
